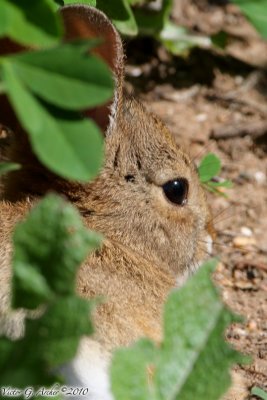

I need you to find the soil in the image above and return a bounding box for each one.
[125,1,267,398]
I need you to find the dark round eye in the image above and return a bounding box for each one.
[162,178,188,205]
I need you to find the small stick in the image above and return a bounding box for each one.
[210,120,267,140]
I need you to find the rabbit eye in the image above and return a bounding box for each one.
[162,178,188,205]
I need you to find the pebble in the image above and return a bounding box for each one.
[233,327,247,337]
[247,320,258,331]
[254,171,266,184]
[233,236,256,248]
[235,75,244,85]
[240,226,253,237]
[195,113,207,122]
[216,262,225,272]
[127,66,142,77]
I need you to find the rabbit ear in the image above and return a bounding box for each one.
[61,5,124,133]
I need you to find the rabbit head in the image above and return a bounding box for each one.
[82,97,212,279]
[60,6,213,279]
[0,5,213,282]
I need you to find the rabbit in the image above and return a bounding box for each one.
[0,5,214,400]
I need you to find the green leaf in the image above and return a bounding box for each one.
[198,153,221,183]
[211,31,228,49]
[2,61,104,181]
[54,0,64,6]
[12,262,53,308]
[111,339,157,400]
[207,180,233,188]
[159,21,210,56]
[232,0,267,39]
[0,162,20,176]
[12,194,102,309]
[25,297,93,366]
[0,195,95,388]
[0,296,93,385]
[157,259,243,400]
[111,260,245,400]
[9,42,114,110]
[203,183,229,198]
[0,0,62,47]
[97,0,138,36]
[251,387,267,400]
[64,0,96,4]
[0,337,14,370]
[134,0,173,35]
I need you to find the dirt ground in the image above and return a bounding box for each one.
[125,1,267,398]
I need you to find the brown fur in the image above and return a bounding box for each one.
[0,5,211,354]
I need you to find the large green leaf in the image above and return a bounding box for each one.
[111,260,245,400]
[0,0,62,47]
[25,296,93,366]
[97,0,138,36]
[232,0,267,39]
[9,42,114,110]
[134,0,173,35]
[12,194,102,309]
[0,195,96,388]
[111,339,157,400]
[157,260,242,400]
[2,61,104,182]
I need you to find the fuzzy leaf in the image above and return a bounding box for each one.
[25,297,93,366]
[12,194,102,309]
[111,260,245,400]
[111,339,157,400]
[0,195,96,389]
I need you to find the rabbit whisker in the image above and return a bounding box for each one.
[197,238,230,249]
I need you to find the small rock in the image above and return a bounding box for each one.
[233,236,256,248]
[127,66,142,77]
[216,262,225,272]
[235,280,255,290]
[195,113,207,122]
[247,320,258,331]
[232,327,247,337]
[235,75,244,85]
[0,129,8,139]
[240,226,253,237]
[254,171,266,184]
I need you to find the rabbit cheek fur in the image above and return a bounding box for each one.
[0,5,213,400]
